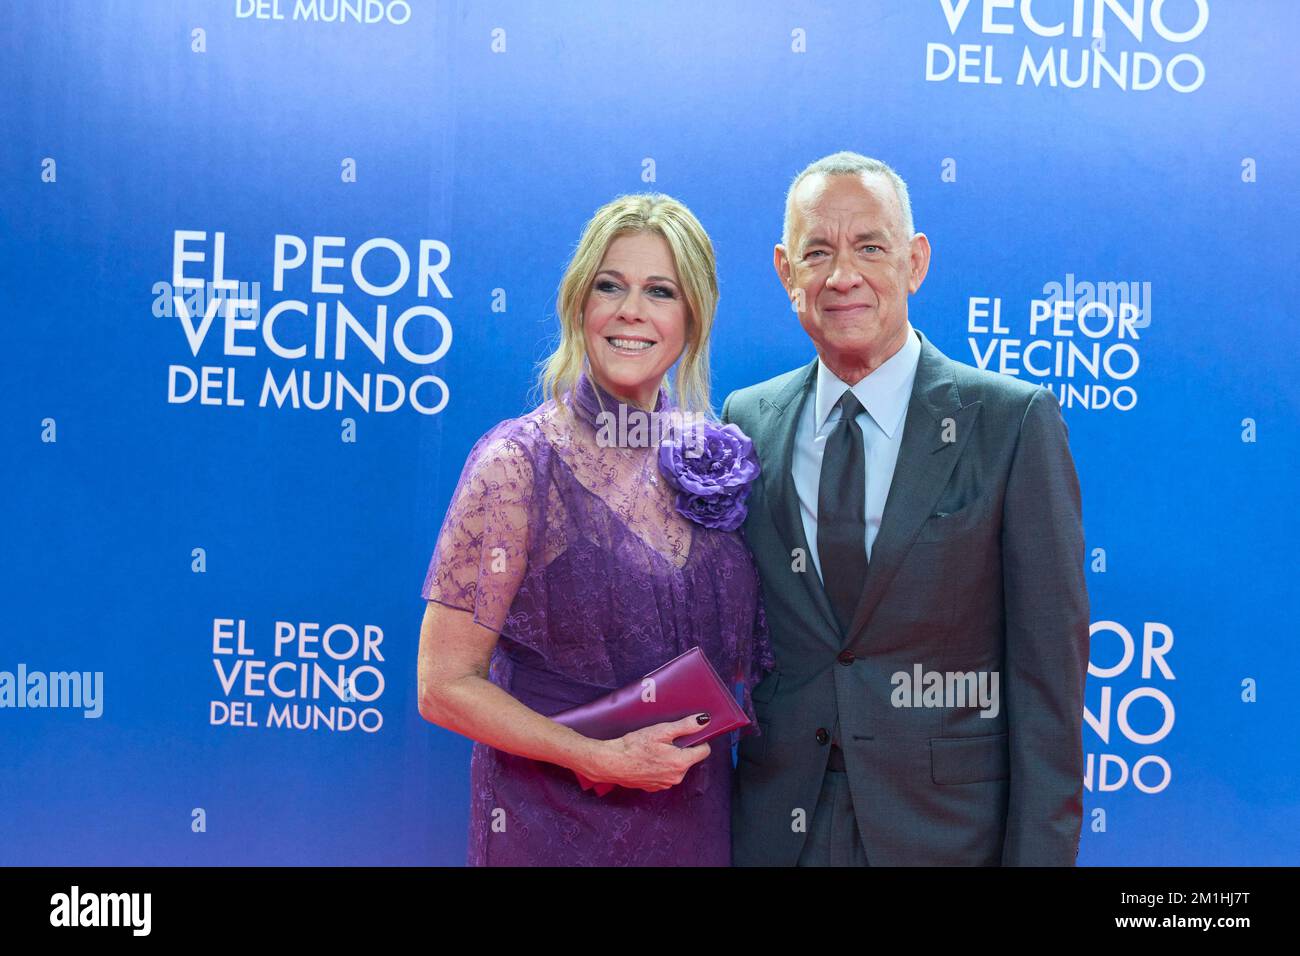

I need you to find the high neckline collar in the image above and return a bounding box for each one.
[569,368,671,429]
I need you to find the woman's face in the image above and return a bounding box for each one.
[583,231,688,409]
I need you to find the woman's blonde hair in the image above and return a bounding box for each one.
[535,192,718,419]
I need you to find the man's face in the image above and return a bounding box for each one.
[775,171,930,374]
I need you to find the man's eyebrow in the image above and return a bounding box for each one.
[801,229,890,251]
[596,269,680,286]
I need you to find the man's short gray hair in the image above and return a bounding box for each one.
[782,151,915,250]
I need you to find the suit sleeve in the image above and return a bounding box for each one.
[999,386,1090,866]
[721,391,734,425]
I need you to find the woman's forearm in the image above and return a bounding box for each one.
[420,675,607,778]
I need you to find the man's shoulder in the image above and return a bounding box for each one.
[722,361,815,421]
[939,348,1050,421]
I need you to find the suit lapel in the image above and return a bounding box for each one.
[757,357,843,649]
[842,330,982,654]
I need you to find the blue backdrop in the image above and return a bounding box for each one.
[2,0,1296,865]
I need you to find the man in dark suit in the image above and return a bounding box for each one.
[723,152,1089,866]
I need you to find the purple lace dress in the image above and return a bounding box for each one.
[420,370,773,866]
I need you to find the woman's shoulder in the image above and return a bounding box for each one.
[460,400,566,477]
[464,416,537,470]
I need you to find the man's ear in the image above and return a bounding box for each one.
[773,243,793,295]
[907,232,932,294]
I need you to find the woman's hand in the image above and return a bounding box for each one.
[582,714,714,792]
[419,602,714,794]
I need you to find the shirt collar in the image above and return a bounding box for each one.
[813,323,921,439]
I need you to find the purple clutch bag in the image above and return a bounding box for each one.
[550,645,750,796]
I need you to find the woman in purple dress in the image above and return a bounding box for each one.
[416,193,772,866]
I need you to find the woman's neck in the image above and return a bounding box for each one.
[589,369,663,412]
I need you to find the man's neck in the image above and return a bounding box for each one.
[820,324,911,386]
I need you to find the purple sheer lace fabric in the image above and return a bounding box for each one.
[420,369,773,866]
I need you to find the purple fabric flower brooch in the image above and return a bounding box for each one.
[657,420,761,532]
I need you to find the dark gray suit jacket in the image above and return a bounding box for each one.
[722,327,1089,866]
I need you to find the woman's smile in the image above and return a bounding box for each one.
[605,335,658,355]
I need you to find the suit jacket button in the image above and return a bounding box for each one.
[837,650,855,665]
[815,728,830,745]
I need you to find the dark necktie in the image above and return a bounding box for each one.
[817,389,868,636]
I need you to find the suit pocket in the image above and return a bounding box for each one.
[930,732,1009,785]
[914,501,984,544]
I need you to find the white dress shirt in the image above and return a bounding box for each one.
[792,323,922,585]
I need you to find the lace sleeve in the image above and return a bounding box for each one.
[420,425,534,635]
